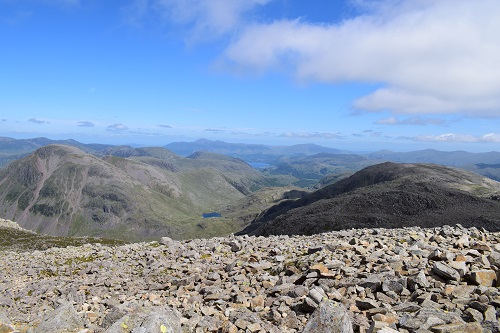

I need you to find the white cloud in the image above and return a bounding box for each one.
[223,0,500,117]
[415,132,500,143]
[481,133,500,143]
[106,123,129,133]
[376,117,399,125]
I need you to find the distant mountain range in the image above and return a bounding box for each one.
[164,139,348,164]
[239,162,500,236]
[2,137,500,185]
[165,139,500,183]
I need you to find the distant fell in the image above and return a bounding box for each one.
[164,139,346,164]
[369,149,500,166]
[0,137,114,168]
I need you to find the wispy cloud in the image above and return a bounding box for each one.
[205,128,225,133]
[230,131,275,137]
[280,131,343,139]
[157,124,172,128]
[375,117,445,126]
[127,0,272,42]
[121,0,149,27]
[106,123,129,133]
[77,121,95,127]
[28,118,49,124]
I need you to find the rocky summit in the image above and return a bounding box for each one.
[1,224,500,333]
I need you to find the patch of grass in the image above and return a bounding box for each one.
[468,184,494,197]
[0,226,126,252]
[64,255,98,266]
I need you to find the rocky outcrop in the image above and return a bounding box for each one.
[0,224,499,332]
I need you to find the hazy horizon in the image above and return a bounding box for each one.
[3,134,500,154]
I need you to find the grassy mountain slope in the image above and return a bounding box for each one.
[101,147,267,195]
[0,145,266,241]
[239,162,500,236]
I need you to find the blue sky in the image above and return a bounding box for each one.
[1,0,500,152]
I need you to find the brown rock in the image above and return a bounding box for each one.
[430,322,483,333]
[312,263,330,274]
[221,320,238,333]
[250,295,265,310]
[372,314,398,326]
[470,270,497,286]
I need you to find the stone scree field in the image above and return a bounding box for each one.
[0,225,500,333]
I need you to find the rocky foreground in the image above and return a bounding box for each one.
[0,224,499,333]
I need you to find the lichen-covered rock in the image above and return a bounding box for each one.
[104,306,180,333]
[35,303,84,333]
[302,301,353,333]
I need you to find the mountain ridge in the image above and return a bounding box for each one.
[240,162,500,236]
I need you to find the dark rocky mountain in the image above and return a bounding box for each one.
[0,145,267,241]
[263,150,500,188]
[239,162,500,236]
